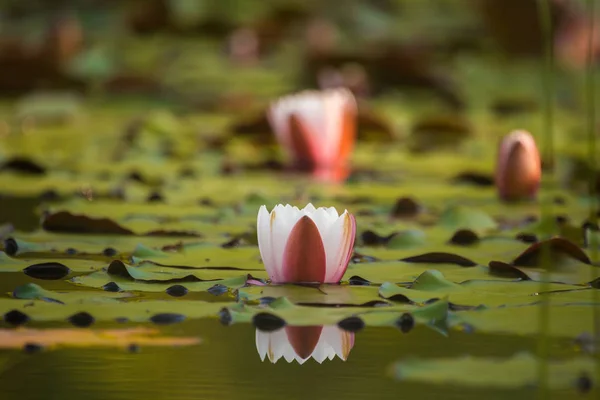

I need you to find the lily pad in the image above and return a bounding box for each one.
[391,352,596,389]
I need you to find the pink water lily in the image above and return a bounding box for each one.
[257,204,356,283]
[256,325,355,364]
[266,88,357,177]
[495,129,541,201]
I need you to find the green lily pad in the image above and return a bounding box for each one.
[11,283,132,304]
[391,352,596,389]
[438,205,498,233]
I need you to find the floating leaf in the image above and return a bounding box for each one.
[438,206,497,233]
[386,230,427,249]
[391,352,596,389]
[42,211,135,235]
[23,262,71,280]
[399,252,477,267]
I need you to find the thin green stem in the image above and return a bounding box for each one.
[585,0,600,393]
[536,0,554,398]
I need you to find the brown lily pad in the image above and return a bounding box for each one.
[512,237,591,267]
[391,197,421,218]
[488,238,599,284]
[448,229,480,246]
[488,261,530,280]
[42,211,135,235]
[452,172,494,187]
[1,158,46,175]
[400,252,477,267]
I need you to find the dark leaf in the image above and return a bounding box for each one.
[165,284,188,297]
[386,294,412,304]
[42,211,135,235]
[146,192,163,202]
[400,252,477,267]
[337,316,365,332]
[23,343,44,354]
[448,229,479,246]
[68,312,95,328]
[23,262,71,280]
[150,313,186,325]
[218,308,232,326]
[348,275,371,286]
[102,282,122,292]
[1,158,45,175]
[488,261,530,280]
[391,197,420,218]
[253,312,286,332]
[512,237,591,266]
[361,230,388,246]
[351,252,380,263]
[453,172,494,186]
[395,313,415,333]
[515,233,538,243]
[3,238,18,256]
[207,284,228,296]
[4,310,29,326]
[102,247,118,257]
[258,297,277,306]
[221,236,245,249]
[106,260,131,279]
[145,230,201,237]
[576,374,593,393]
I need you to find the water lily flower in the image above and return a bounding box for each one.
[266,88,357,178]
[495,130,541,201]
[256,325,355,364]
[257,204,356,283]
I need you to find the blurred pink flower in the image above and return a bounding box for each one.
[267,88,357,180]
[495,130,541,201]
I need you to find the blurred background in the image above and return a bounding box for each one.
[0,0,596,109]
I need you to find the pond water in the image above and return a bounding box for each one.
[0,211,583,400]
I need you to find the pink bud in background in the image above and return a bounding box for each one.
[257,204,356,284]
[495,130,541,201]
[266,89,357,180]
[256,325,355,364]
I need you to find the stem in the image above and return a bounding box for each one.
[536,0,554,398]
[585,0,600,392]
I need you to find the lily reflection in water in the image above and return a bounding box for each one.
[255,325,355,364]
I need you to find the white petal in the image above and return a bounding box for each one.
[320,326,353,361]
[283,345,297,363]
[310,329,340,363]
[326,207,339,218]
[322,211,352,282]
[271,205,304,280]
[261,328,291,363]
[255,329,269,362]
[306,206,337,238]
[302,203,317,213]
[311,344,330,363]
[257,205,278,281]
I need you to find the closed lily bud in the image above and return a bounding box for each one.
[266,88,357,177]
[495,130,541,201]
[257,204,356,283]
[256,325,355,364]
